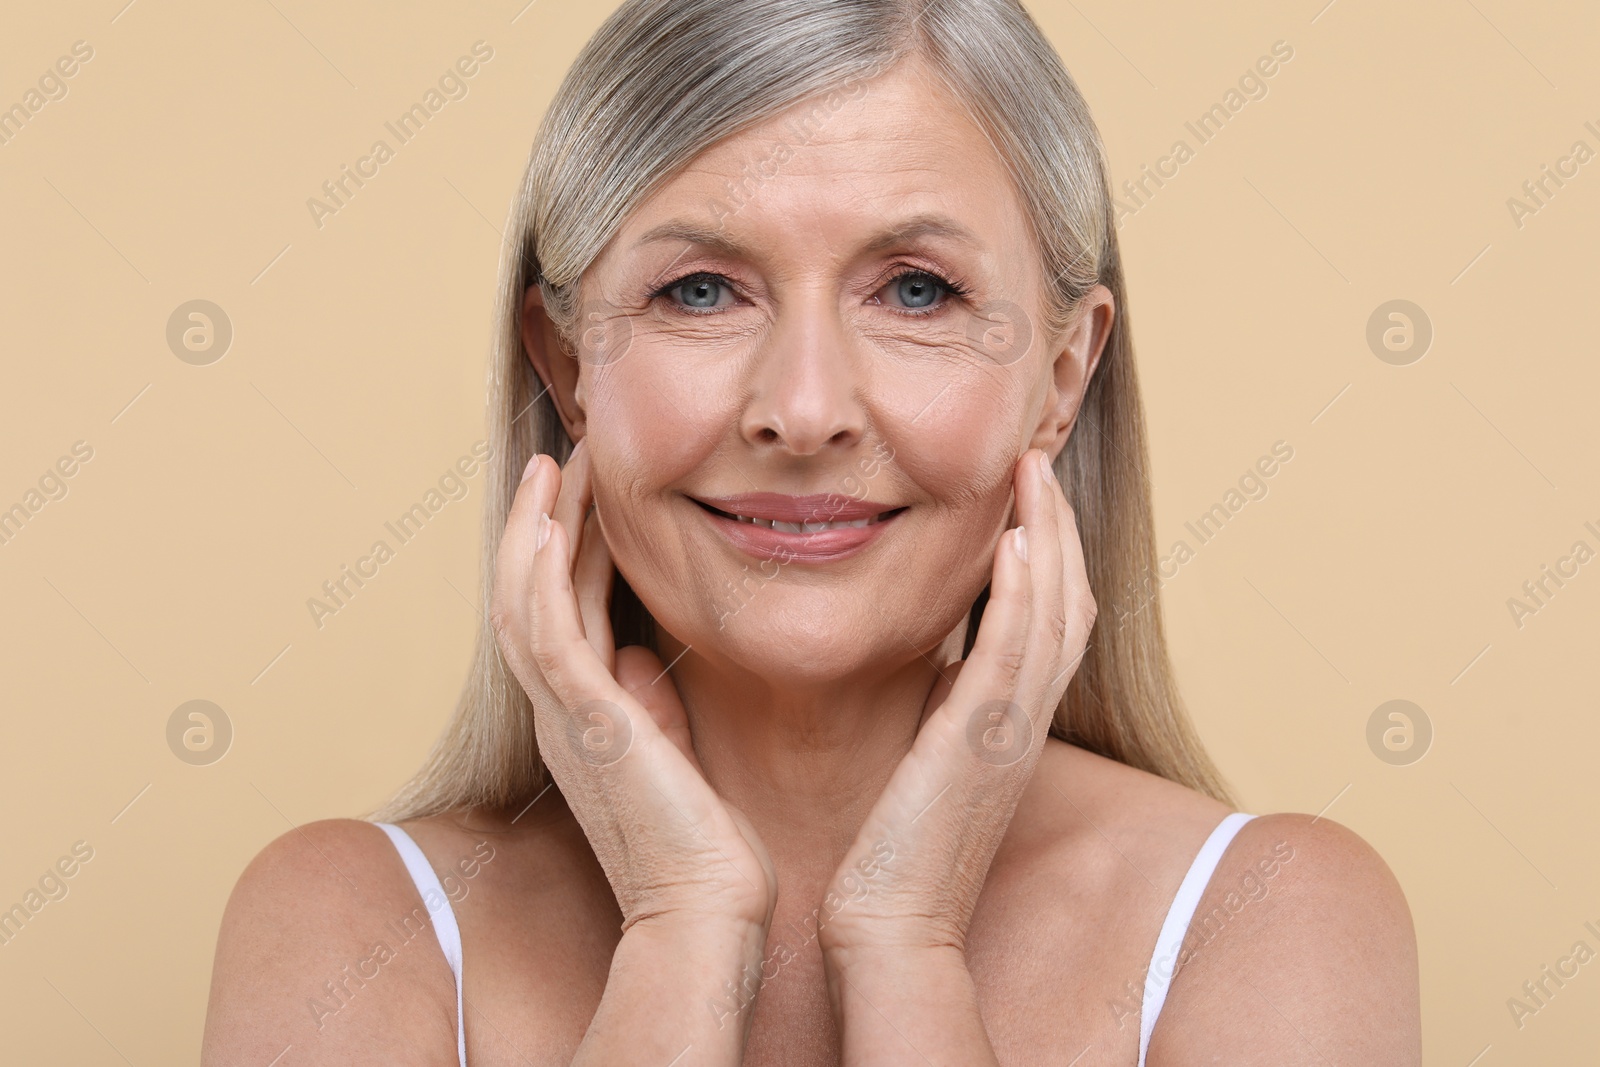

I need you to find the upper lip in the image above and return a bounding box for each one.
[690,492,903,523]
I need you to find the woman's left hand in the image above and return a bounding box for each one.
[817,447,1096,1060]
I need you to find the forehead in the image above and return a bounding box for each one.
[607,59,1038,265]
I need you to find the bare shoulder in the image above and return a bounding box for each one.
[1150,811,1421,1065]
[1000,739,1237,886]
[201,817,459,1066]
[978,741,1235,972]
[985,742,1418,1064]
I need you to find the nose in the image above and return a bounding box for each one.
[739,294,866,456]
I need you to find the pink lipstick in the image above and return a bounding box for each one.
[689,492,906,562]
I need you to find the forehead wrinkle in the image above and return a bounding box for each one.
[635,210,990,263]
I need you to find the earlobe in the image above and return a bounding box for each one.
[573,378,587,440]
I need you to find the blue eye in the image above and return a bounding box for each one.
[879,269,969,315]
[650,267,971,316]
[895,272,941,309]
[656,273,730,310]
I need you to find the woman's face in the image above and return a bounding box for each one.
[531,59,1108,685]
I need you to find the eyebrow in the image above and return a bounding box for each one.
[635,212,986,260]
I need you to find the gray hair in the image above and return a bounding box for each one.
[373,0,1235,823]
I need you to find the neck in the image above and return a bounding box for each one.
[654,620,968,880]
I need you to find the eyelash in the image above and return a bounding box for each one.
[648,265,974,318]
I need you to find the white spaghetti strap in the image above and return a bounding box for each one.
[375,822,467,1067]
[1138,811,1257,1067]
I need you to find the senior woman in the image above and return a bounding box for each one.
[203,0,1420,1063]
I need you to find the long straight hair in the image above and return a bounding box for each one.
[372,0,1236,822]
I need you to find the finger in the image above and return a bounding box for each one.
[1048,469,1096,701]
[574,505,617,672]
[616,645,701,770]
[918,657,968,730]
[490,455,560,674]
[939,492,1032,744]
[528,516,635,741]
[552,438,594,574]
[1023,449,1066,731]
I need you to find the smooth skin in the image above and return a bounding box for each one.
[203,56,1419,1066]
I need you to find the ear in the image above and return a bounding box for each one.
[520,282,587,442]
[1029,284,1114,460]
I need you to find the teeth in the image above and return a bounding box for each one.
[732,514,880,532]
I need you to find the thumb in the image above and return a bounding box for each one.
[919,658,969,730]
[615,645,701,770]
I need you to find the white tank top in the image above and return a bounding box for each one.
[1137,811,1256,1064]
[375,811,1257,1067]
[374,822,467,1067]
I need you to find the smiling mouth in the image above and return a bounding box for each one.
[692,499,909,534]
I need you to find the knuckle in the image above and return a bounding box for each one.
[529,638,565,683]
[488,604,514,643]
[488,602,522,657]
[489,608,541,696]
[992,644,1027,687]
[1048,606,1070,649]
[1078,594,1099,633]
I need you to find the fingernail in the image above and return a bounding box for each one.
[1013,525,1028,563]
[536,511,551,551]
[521,455,540,483]
[1038,451,1055,485]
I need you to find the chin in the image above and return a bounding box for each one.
[690,593,939,688]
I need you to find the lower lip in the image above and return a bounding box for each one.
[695,502,904,563]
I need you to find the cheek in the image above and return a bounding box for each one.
[580,360,721,582]
[582,354,740,476]
[889,366,1028,512]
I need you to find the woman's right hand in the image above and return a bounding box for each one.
[489,439,778,940]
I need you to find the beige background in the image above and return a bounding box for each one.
[1,0,1595,1062]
